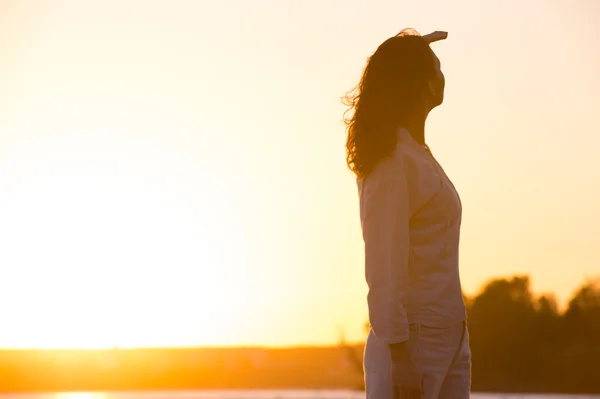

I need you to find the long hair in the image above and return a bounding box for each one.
[343,29,437,178]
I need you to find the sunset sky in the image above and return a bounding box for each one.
[1,0,599,349]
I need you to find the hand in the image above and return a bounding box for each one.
[422,31,448,44]
[391,359,423,399]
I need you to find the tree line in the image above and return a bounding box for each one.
[356,275,600,393]
[466,275,600,393]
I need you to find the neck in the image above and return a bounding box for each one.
[401,116,427,145]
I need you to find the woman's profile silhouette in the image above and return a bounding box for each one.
[344,29,471,399]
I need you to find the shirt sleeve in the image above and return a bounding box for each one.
[360,167,411,344]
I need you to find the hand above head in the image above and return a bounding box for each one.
[422,31,448,44]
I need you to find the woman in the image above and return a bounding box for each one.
[343,29,471,399]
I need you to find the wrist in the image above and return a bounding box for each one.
[388,341,411,364]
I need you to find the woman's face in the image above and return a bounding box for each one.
[428,51,445,110]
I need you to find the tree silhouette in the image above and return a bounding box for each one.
[360,275,600,394]
[467,276,600,393]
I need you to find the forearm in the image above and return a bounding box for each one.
[362,174,411,349]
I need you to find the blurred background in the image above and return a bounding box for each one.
[1,0,599,397]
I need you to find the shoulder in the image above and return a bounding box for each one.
[369,141,421,182]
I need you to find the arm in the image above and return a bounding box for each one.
[422,31,448,44]
[361,168,411,361]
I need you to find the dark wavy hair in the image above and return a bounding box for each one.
[343,29,437,178]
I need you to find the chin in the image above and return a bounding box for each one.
[428,98,444,112]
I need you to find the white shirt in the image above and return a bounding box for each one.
[357,128,467,344]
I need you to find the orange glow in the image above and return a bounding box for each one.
[1,0,599,349]
[55,394,108,399]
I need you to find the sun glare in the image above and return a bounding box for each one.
[0,128,253,349]
[54,394,108,399]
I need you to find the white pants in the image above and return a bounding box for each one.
[364,322,471,399]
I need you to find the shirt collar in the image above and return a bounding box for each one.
[397,127,414,143]
[397,127,432,154]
